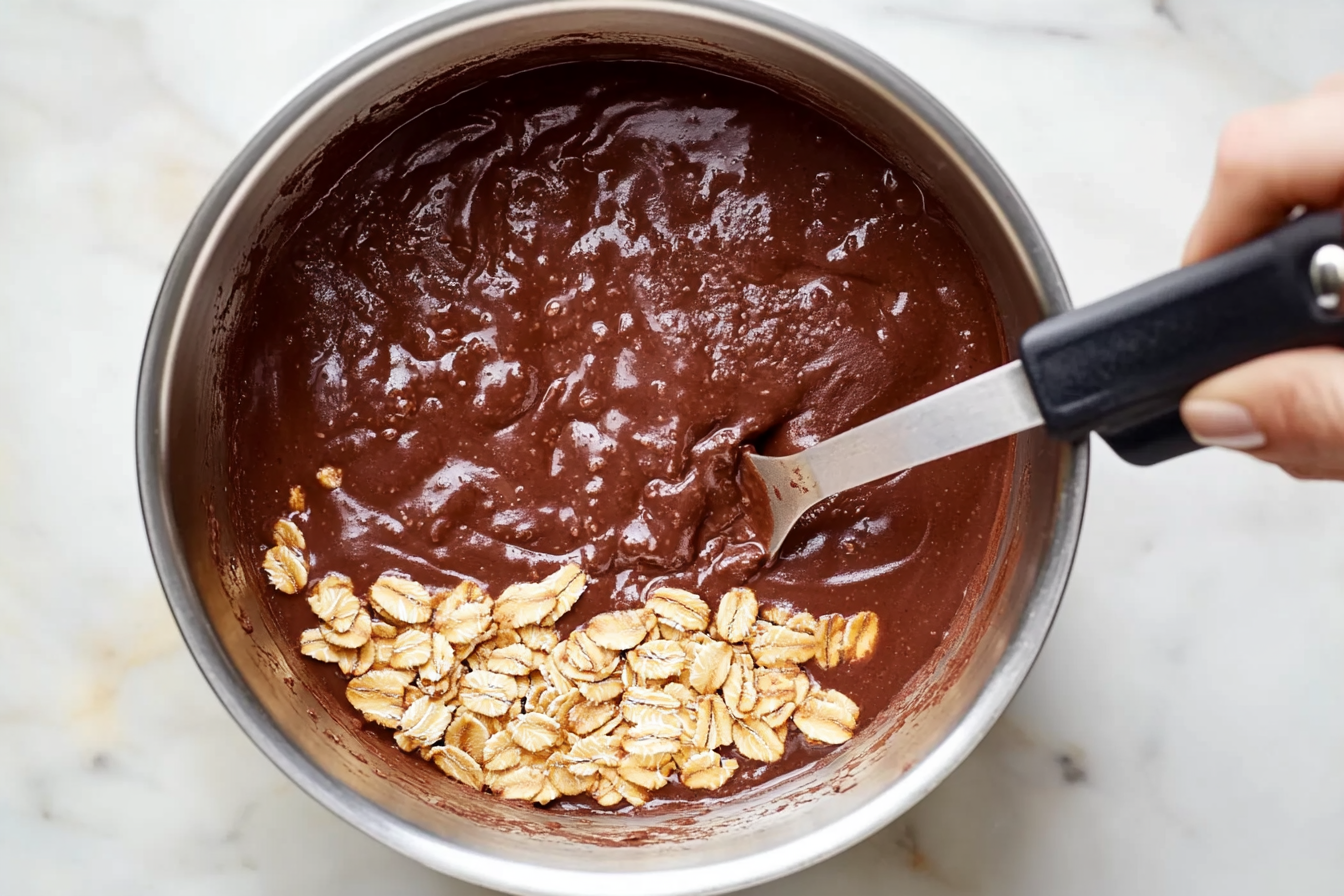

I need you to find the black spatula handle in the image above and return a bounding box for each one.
[1019,210,1344,465]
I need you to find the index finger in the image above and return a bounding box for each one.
[1183,90,1344,265]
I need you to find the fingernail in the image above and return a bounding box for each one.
[1182,399,1267,450]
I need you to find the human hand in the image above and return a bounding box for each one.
[1178,74,1344,480]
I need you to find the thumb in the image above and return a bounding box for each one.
[1179,347,1344,480]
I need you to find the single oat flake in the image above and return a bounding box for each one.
[262,544,307,594]
[714,587,758,643]
[647,587,710,632]
[369,575,434,624]
[793,689,860,745]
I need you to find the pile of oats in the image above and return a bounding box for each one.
[263,516,878,808]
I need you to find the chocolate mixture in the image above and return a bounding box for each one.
[228,60,1012,806]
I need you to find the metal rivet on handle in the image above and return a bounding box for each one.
[1311,244,1344,311]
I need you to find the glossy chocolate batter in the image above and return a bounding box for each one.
[227,60,1012,806]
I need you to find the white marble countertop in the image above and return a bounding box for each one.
[3,0,1343,892]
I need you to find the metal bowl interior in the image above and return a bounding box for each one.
[137,1,1086,893]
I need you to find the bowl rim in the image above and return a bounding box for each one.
[136,1,1088,893]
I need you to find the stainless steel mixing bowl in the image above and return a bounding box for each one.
[137,1,1087,892]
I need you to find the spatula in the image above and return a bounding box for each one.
[746,211,1344,559]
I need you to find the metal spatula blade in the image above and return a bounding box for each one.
[744,360,1043,559]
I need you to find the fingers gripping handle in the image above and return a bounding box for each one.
[1019,211,1344,465]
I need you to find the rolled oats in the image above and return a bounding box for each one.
[561,631,619,680]
[732,717,785,762]
[658,622,687,641]
[395,695,453,752]
[487,643,538,677]
[263,545,308,594]
[300,627,350,665]
[647,587,710,632]
[537,653,576,694]
[626,639,686,680]
[622,727,681,758]
[418,632,455,681]
[621,686,680,720]
[454,627,499,664]
[681,750,738,791]
[813,613,845,670]
[608,769,652,807]
[460,670,519,718]
[618,752,670,790]
[842,611,879,662]
[576,676,624,704]
[370,634,396,667]
[548,760,588,796]
[749,624,816,668]
[288,485,307,512]
[272,519,306,552]
[494,564,583,628]
[490,765,547,801]
[445,713,490,764]
[754,667,803,719]
[419,660,461,700]
[692,694,734,751]
[721,654,758,717]
[483,706,512,732]
[534,779,562,806]
[494,582,558,628]
[714,587,758,643]
[567,699,619,735]
[283,526,878,808]
[307,573,360,632]
[759,702,797,728]
[542,564,586,624]
[518,624,560,653]
[370,575,435,625]
[544,689,584,725]
[486,627,523,651]
[347,668,414,728]
[343,639,377,676]
[510,712,562,752]
[786,612,817,635]
[524,680,550,714]
[686,639,733,694]
[590,771,624,807]
[320,607,372,649]
[565,734,622,776]
[793,689,859,744]
[584,608,655,650]
[390,628,433,670]
[429,744,484,790]
[482,730,523,772]
[663,682,695,705]
[432,582,490,636]
[343,631,385,682]
[316,465,343,489]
